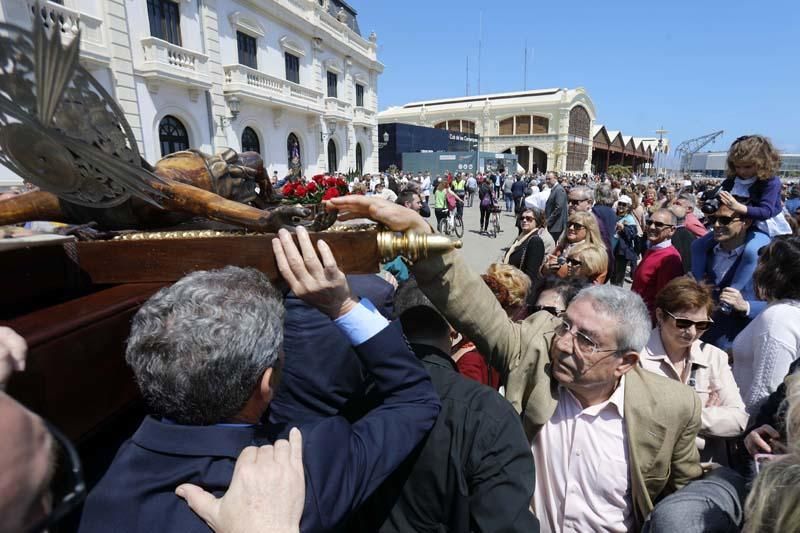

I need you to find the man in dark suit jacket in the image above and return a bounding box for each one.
[544,172,568,242]
[78,229,440,533]
[269,274,395,428]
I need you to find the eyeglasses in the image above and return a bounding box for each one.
[554,318,618,356]
[28,421,87,533]
[646,220,674,230]
[567,222,585,230]
[566,257,583,267]
[663,310,714,331]
[707,215,741,226]
[568,198,590,206]
[531,305,563,317]
[521,215,535,222]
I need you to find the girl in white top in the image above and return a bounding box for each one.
[639,276,748,464]
[732,235,800,414]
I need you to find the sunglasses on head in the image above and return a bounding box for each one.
[531,305,562,317]
[707,215,741,226]
[646,220,674,230]
[567,222,585,230]
[663,310,713,331]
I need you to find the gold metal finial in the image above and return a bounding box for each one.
[377,231,462,262]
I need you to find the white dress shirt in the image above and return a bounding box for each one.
[531,377,632,533]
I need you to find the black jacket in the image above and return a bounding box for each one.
[507,232,545,283]
[351,345,539,533]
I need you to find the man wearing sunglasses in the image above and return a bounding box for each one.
[329,195,704,533]
[690,204,766,351]
[631,209,684,324]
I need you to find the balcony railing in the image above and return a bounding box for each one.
[352,106,375,126]
[138,37,211,89]
[324,97,351,119]
[27,0,109,66]
[223,64,323,112]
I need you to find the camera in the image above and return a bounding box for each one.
[700,185,723,215]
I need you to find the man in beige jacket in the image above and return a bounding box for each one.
[330,196,704,531]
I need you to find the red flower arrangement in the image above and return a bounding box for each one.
[281,175,350,205]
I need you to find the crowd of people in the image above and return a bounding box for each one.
[2,134,800,532]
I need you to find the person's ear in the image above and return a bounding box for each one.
[614,351,639,377]
[655,308,665,327]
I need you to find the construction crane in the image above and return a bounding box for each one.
[675,130,724,173]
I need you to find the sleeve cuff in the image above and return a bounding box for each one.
[333,298,390,347]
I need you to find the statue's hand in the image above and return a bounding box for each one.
[268,205,338,232]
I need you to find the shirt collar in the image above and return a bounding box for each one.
[650,239,672,250]
[562,375,626,418]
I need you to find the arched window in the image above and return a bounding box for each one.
[355,143,363,176]
[434,121,447,130]
[159,115,189,156]
[327,139,337,173]
[566,105,591,171]
[287,133,301,176]
[241,127,260,154]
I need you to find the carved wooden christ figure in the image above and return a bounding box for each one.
[0,148,336,233]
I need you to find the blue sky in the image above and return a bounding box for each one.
[357,0,799,156]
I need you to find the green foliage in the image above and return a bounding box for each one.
[607,165,633,179]
[386,164,399,175]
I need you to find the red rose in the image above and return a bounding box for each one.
[325,177,337,187]
[322,188,340,200]
[282,183,295,195]
[306,181,318,192]
[312,174,325,184]
[294,185,308,197]
[336,178,347,187]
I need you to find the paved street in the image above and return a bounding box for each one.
[425,199,522,274]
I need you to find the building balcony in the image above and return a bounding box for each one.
[352,106,375,126]
[26,0,109,68]
[222,65,323,113]
[137,37,211,92]
[324,97,352,121]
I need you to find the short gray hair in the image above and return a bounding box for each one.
[126,266,284,425]
[569,186,593,202]
[572,284,650,353]
[594,183,615,206]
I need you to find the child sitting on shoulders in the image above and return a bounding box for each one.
[692,135,790,294]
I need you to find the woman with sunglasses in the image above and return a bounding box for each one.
[503,208,553,283]
[564,242,608,284]
[732,235,800,414]
[640,276,748,464]
[542,211,604,277]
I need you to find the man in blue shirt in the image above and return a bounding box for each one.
[78,227,440,533]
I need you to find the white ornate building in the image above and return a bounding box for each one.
[378,88,597,174]
[0,0,383,188]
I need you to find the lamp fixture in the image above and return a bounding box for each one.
[320,121,337,143]
[378,130,389,149]
[218,96,241,130]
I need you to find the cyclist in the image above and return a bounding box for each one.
[434,180,462,231]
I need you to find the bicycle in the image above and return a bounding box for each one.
[488,205,502,238]
[437,208,464,238]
